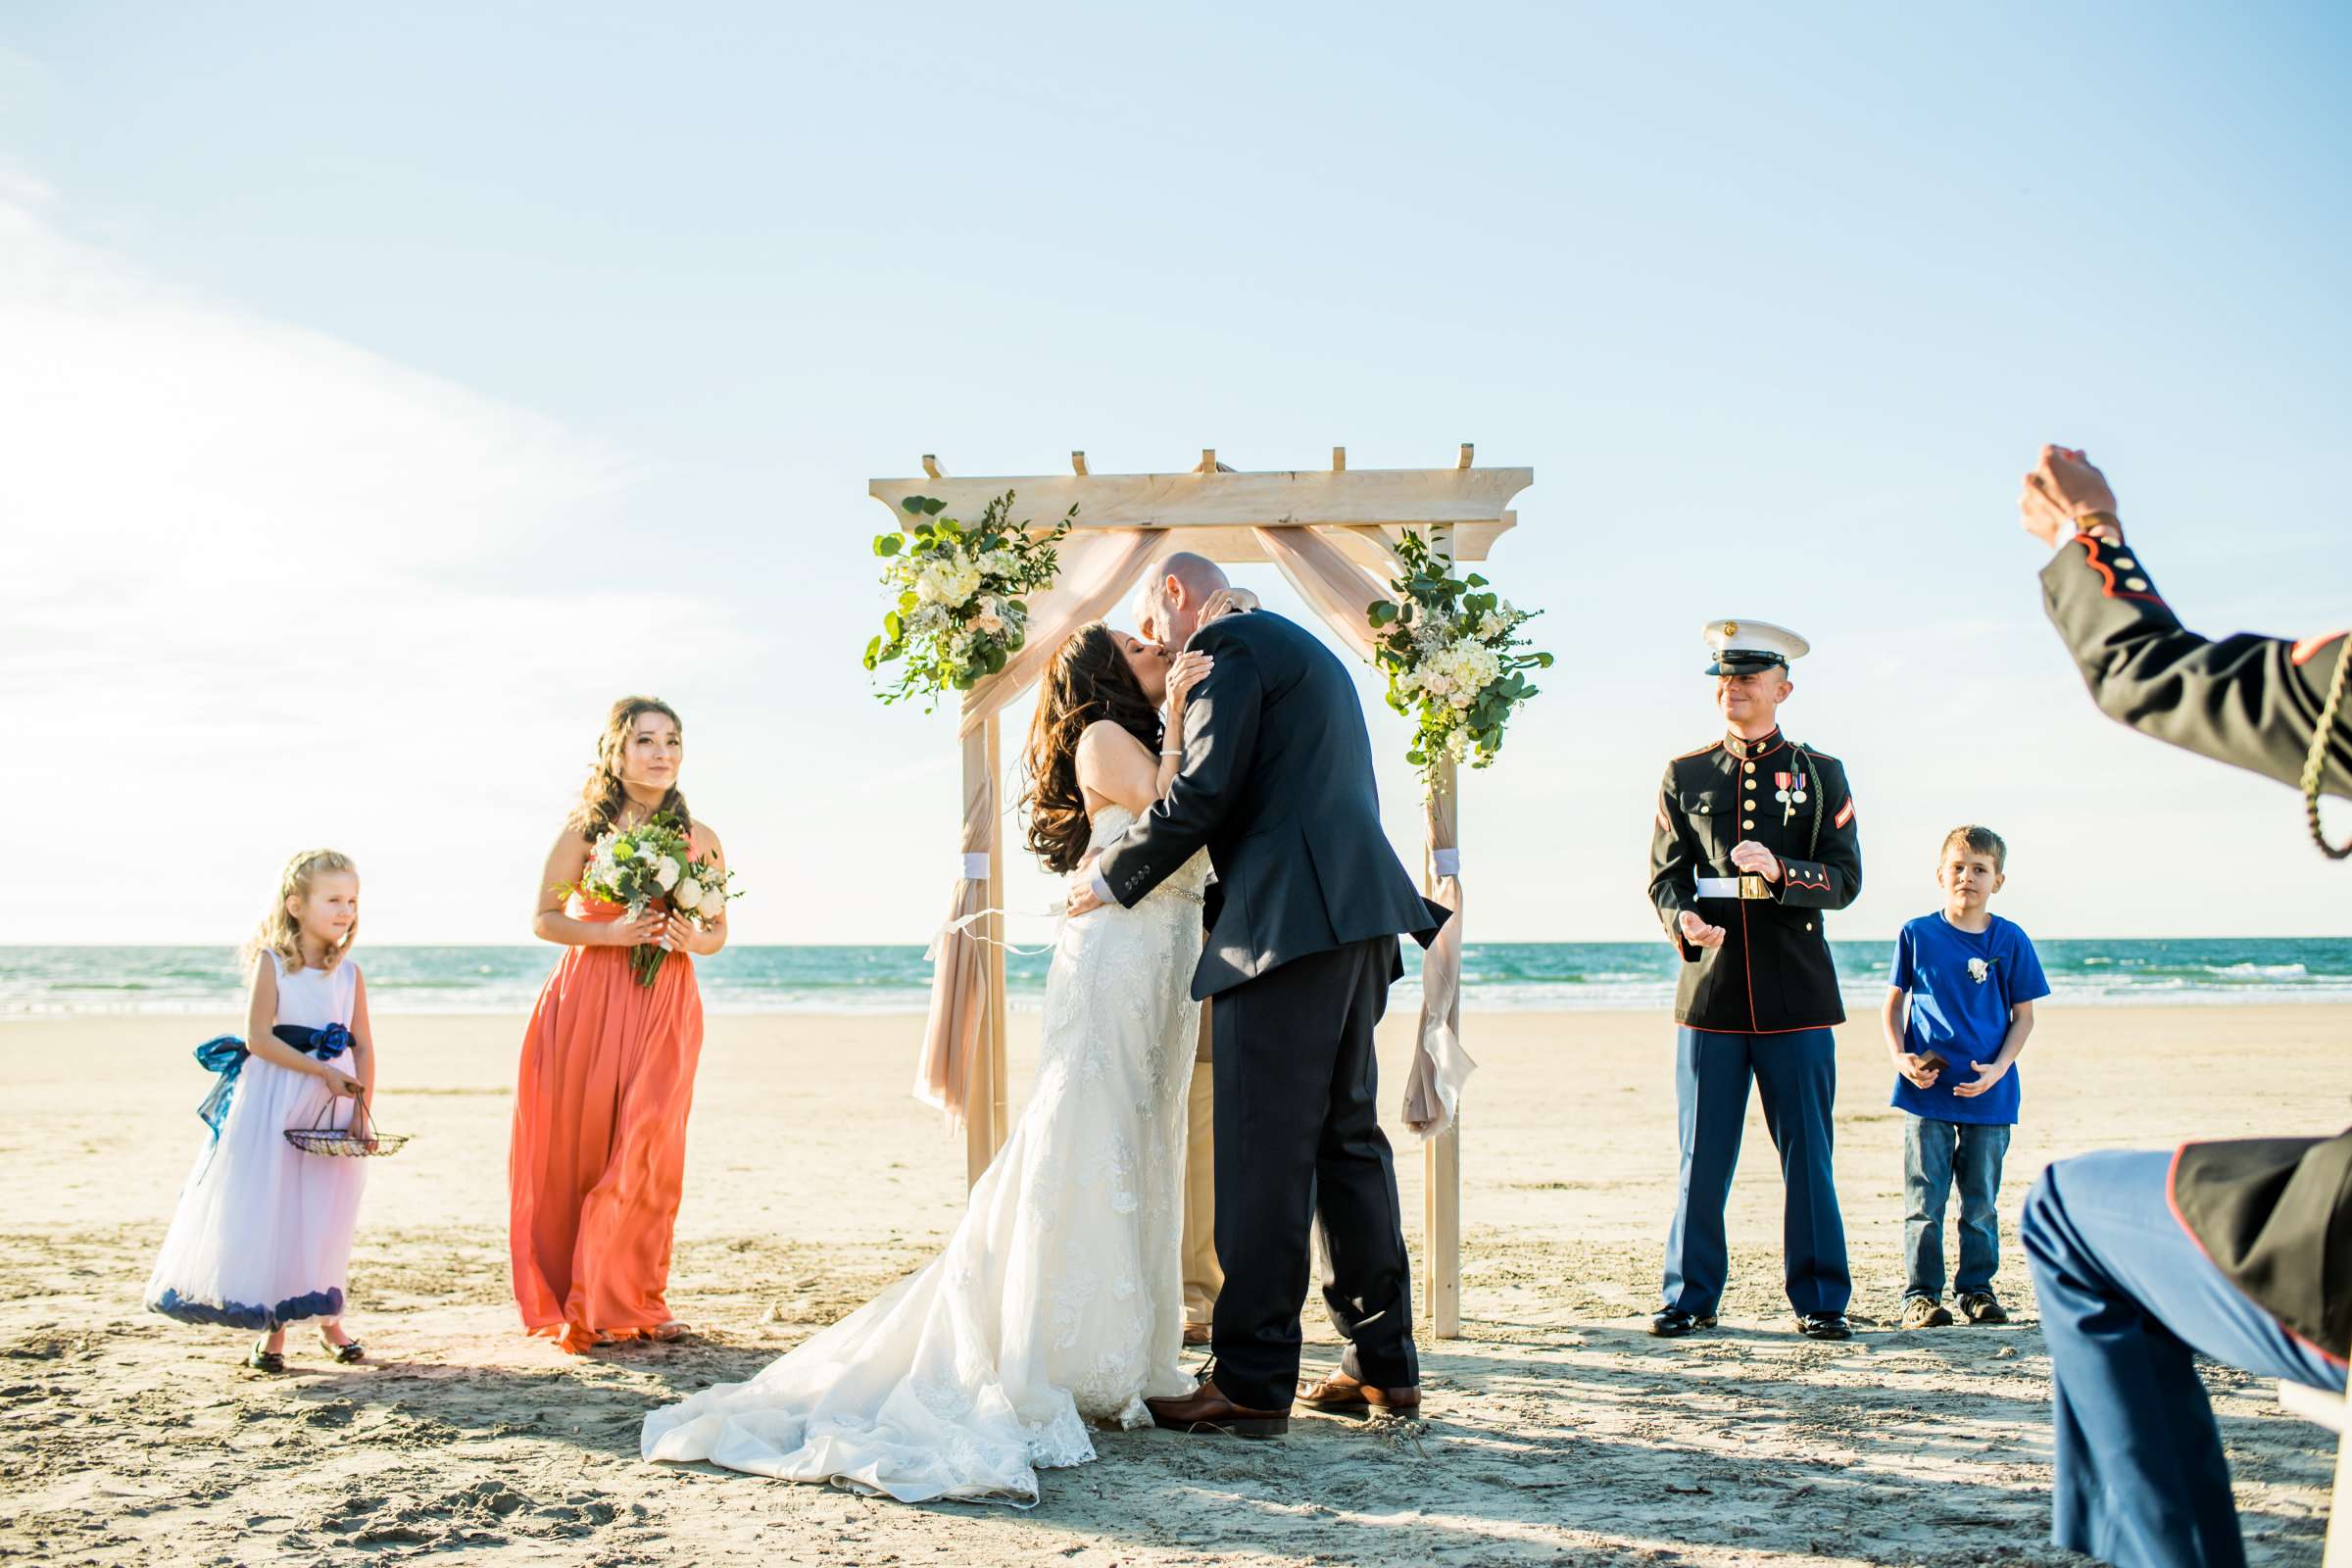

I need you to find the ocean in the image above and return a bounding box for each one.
[5,938,2351,1018]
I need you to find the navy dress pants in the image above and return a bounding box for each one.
[1661,1026,1851,1317]
[2020,1150,2344,1568]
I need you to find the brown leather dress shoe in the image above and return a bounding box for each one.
[1146,1379,1290,1439]
[1297,1370,1420,1417]
[1182,1322,1212,1348]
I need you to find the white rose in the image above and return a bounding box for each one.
[672,879,704,911]
[654,855,682,891]
[973,612,1005,635]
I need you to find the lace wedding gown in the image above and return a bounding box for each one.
[641,808,1206,1505]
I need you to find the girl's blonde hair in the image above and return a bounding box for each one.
[568,696,692,841]
[244,849,361,973]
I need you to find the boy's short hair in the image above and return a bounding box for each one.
[1939,824,2008,872]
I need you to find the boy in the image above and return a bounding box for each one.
[1882,825,2049,1328]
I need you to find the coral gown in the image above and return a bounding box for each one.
[510,895,705,1353]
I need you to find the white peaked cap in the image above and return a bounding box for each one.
[1702,617,1811,674]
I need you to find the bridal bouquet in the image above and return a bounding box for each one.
[562,814,737,987]
[864,491,1074,708]
[1369,529,1552,795]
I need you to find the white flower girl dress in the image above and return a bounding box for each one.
[145,952,368,1331]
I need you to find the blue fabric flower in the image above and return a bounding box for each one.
[191,1023,355,1141]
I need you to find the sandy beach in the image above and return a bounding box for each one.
[2,1003,2344,1566]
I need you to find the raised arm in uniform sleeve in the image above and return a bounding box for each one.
[2040,532,2352,798]
[1647,764,1702,961]
[1777,756,1861,912]
[1094,630,1262,909]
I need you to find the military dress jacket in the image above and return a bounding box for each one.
[2040,530,2350,798]
[2169,1130,2351,1360]
[1648,728,1862,1034]
[2042,530,2349,1355]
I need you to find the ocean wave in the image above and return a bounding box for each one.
[7,940,2352,1019]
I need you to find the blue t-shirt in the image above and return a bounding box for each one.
[1888,912,2049,1125]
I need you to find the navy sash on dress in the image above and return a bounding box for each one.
[193,1022,353,1141]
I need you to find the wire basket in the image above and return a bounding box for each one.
[284,1093,412,1158]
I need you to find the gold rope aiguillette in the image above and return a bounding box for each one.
[2302,636,2352,860]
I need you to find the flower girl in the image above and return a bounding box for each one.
[145,849,378,1372]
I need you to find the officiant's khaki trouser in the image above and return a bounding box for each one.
[1183,1000,1223,1326]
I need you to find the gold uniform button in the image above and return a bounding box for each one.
[2115,558,2136,569]
[1743,762,1756,774]
[2125,576,2149,592]
[1742,818,1755,829]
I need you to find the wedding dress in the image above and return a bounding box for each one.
[641,808,1206,1505]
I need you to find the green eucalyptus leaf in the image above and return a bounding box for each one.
[874,533,904,557]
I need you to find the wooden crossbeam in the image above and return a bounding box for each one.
[867,465,1530,562]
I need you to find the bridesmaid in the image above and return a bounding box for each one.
[510,695,728,1353]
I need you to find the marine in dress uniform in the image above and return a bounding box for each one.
[2014,444,2349,1568]
[1647,619,1863,1341]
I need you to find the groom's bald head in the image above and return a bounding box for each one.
[1137,552,1231,649]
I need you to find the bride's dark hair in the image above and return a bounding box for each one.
[1020,623,1162,874]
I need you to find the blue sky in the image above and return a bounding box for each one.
[4,2,2348,945]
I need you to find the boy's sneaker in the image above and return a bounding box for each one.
[1900,1296,1954,1329]
[1957,1292,2010,1325]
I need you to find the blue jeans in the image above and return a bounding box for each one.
[1903,1115,2009,1299]
[1661,1027,1850,1317]
[2020,1150,2345,1568]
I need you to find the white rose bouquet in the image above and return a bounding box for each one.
[1369,529,1552,796]
[561,813,739,987]
[864,491,1074,709]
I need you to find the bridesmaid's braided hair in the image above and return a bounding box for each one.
[570,696,693,842]
[1019,624,1162,874]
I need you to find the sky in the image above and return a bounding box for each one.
[3,1,2348,948]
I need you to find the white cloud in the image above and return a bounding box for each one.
[0,194,742,943]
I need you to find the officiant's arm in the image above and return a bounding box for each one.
[1091,639,1262,910]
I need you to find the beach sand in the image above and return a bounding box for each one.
[2,1003,2344,1565]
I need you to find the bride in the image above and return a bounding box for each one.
[642,614,1228,1506]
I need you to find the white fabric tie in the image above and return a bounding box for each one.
[1431,849,1461,878]
[960,853,990,880]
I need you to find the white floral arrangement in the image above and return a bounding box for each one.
[864,491,1074,708]
[560,814,736,987]
[1369,529,1551,795]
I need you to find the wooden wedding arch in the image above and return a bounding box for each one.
[872,446,1534,1339]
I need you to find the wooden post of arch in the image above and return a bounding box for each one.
[967,719,1008,1184]
[1424,519,1464,1340]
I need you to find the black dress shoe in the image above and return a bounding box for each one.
[1795,1312,1853,1341]
[1648,1308,1717,1338]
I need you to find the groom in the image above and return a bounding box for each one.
[1067,553,1447,1436]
